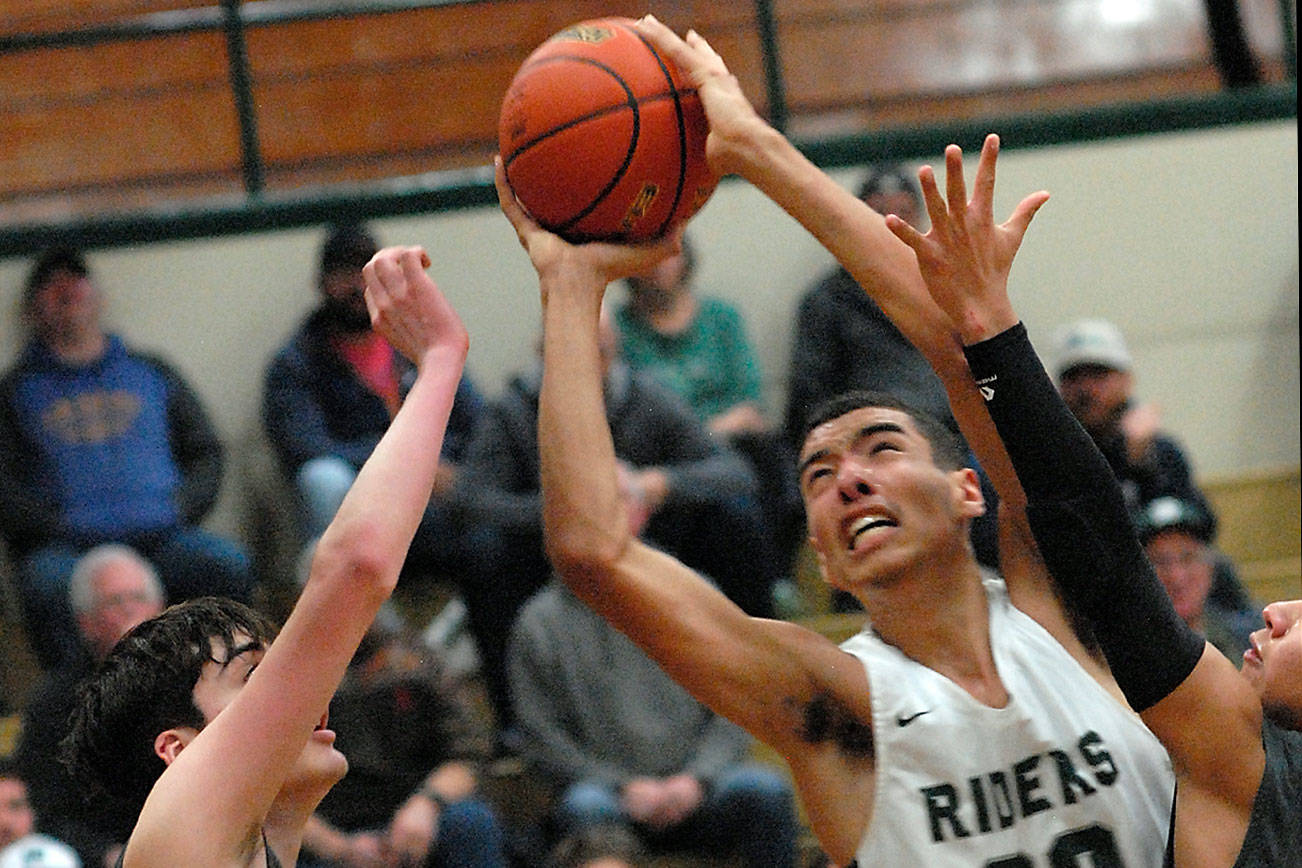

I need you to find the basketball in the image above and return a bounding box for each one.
[498,18,717,243]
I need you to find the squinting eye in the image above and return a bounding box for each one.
[871,441,901,454]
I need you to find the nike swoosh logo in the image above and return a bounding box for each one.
[896,710,931,727]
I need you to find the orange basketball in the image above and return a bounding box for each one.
[498,18,717,243]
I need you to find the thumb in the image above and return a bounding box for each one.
[1003,190,1050,241]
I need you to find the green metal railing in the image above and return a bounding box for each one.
[0,0,1295,258]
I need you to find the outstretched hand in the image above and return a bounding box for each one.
[885,134,1049,344]
[362,246,470,368]
[494,157,682,304]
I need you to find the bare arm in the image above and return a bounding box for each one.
[130,248,469,865]
[495,161,863,758]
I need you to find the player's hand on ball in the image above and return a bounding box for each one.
[495,157,682,298]
[634,15,770,179]
[362,246,469,368]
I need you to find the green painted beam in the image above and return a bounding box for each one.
[0,81,1294,260]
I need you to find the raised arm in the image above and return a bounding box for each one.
[885,141,1266,824]
[494,161,868,767]
[131,247,469,864]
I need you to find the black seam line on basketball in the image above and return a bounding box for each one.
[628,24,689,237]
[502,53,641,232]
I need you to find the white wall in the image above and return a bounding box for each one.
[2,119,1297,541]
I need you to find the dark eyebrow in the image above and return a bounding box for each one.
[797,448,829,479]
[798,421,907,478]
[212,640,263,669]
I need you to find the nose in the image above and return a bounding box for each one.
[1261,603,1290,636]
[836,463,873,503]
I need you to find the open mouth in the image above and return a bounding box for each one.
[846,512,898,551]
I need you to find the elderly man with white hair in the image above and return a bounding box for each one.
[14,544,165,868]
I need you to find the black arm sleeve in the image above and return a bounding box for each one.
[963,323,1204,711]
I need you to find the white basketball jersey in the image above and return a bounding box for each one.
[841,577,1173,867]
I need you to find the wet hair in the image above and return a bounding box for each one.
[61,597,278,816]
[318,222,379,281]
[24,246,89,307]
[801,389,969,471]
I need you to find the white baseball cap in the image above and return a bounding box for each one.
[1050,318,1133,379]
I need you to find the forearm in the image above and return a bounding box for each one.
[538,275,631,583]
[735,126,946,352]
[963,324,1202,710]
[317,347,467,578]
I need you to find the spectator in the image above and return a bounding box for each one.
[0,247,253,670]
[1134,496,1255,662]
[0,758,80,868]
[453,310,772,730]
[263,223,484,587]
[784,165,999,577]
[14,545,164,868]
[616,234,802,584]
[508,578,798,868]
[299,607,507,868]
[1048,317,1257,614]
[1049,318,1212,518]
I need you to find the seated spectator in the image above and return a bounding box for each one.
[616,234,802,584]
[263,223,484,587]
[0,247,253,670]
[1049,317,1259,614]
[299,604,506,868]
[0,758,80,868]
[1135,496,1256,662]
[1049,317,1212,517]
[454,310,771,730]
[783,164,1000,587]
[549,825,646,868]
[14,545,165,868]
[507,577,798,868]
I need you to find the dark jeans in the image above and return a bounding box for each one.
[554,764,799,868]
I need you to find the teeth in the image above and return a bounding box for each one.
[848,514,894,549]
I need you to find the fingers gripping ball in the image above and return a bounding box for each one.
[499,18,718,243]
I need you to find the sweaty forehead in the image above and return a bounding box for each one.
[800,406,918,462]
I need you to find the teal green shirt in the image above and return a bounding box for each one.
[614,296,763,422]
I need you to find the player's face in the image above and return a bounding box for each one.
[1145,531,1214,623]
[799,406,981,592]
[1242,600,1302,727]
[189,633,348,791]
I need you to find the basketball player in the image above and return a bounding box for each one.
[881,134,1301,865]
[62,247,469,868]
[493,19,1176,864]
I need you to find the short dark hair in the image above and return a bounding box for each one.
[801,389,969,471]
[319,222,379,280]
[61,597,278,816]
[24,246,89,306]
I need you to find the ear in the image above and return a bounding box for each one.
[153,727,198,767]
[952,467,986,519]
